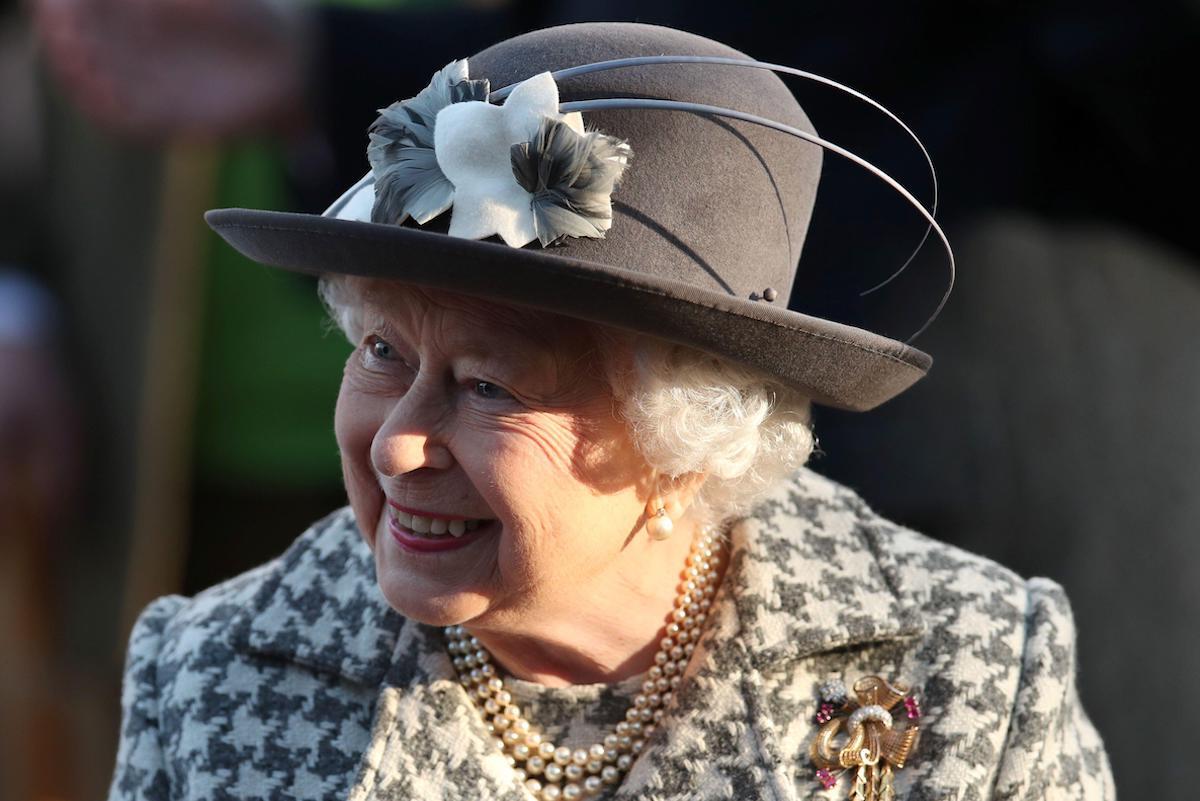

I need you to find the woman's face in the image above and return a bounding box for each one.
[334,281,656,628]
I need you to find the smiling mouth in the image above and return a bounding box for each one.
[388,506,493,539]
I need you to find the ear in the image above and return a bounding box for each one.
[644,471,708,520]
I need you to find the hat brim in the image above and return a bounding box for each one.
[204,208,930,412]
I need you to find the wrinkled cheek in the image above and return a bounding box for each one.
[334,387,384,549]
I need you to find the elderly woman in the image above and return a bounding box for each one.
[109,22,1114,801]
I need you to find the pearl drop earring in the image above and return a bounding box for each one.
[646,506,674,540]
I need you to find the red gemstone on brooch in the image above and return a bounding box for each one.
[814,702,837,724]
[904,695,922,720]
[815,768,838,789]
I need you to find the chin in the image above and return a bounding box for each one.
[376,575,485,627]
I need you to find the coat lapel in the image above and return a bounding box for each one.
[228,468,926,800]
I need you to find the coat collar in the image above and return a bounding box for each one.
[229,468,926,799]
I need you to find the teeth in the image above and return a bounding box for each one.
[392,508,489,538]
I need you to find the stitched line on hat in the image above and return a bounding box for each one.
[214,222,926,371]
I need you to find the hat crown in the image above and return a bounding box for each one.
[445,22,822,306]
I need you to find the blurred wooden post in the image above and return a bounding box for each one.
[118,142,219,642]
[0,451,70,801]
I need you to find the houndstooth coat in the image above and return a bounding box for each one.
[108,467,1115,800]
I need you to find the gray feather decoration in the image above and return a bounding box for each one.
[368,60,489,226]
[510,116,633,247]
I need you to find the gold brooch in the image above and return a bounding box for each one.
[808,675,921,800]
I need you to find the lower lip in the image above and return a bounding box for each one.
[388,516,495,553]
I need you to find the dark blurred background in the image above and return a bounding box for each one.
[3,0,1195,797]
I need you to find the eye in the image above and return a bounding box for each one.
[369,338,393,360]
[361,335,411,372]
[473,380,513,401]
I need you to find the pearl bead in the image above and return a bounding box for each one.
[544,763,563,782]
[513,744,531,760]
[563,783,582,800]
[588,744,606,760]
[525,732,543,747]
[571,748,588,765]
[617,754,633,770]
[525,778,543,794]
[601,765,620,783]
[585,760,603,775]
[527,756,545,774]
[495,691,512,706]
[538,742,557,759]
[565,764,584,781]
[513,768,526,782]
[495,716,512,731]
[541,785,562,800]
[584,775,603,793]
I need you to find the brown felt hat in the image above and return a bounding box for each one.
[205,21,945,411]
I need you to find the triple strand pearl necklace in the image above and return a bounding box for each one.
[444,525,727,800]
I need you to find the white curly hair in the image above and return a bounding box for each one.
[316,273,817,527]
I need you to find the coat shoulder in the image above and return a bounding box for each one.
[147,505,360,657]
[802,468,1032,613]
[110,506,384,801]
[780,470,1114,798]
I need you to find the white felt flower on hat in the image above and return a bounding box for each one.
[352,61,632,248]
[433,72,571,246]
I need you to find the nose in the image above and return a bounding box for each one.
[370,381,455,478]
